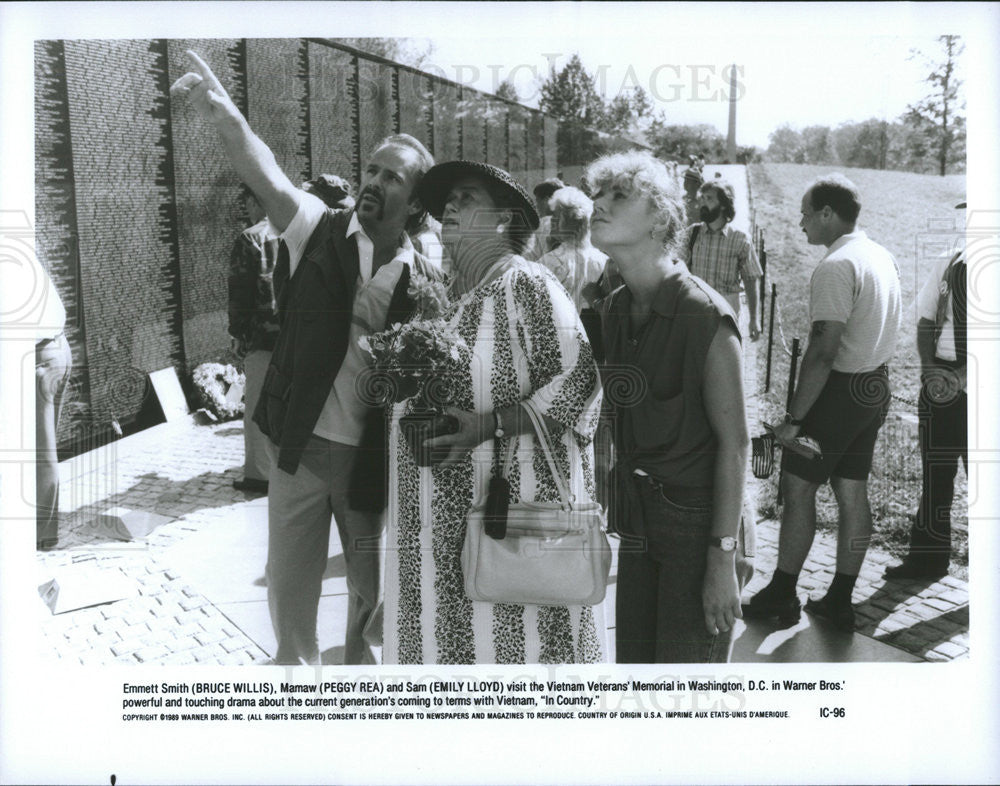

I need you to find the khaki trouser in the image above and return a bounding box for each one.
[265,436,382,665]
[242,349,272,482]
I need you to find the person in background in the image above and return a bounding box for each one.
[408,212,446,274]
[685,178,762,339]
[744,174,902,632]
[34,264,73,551]
[538,186,608,314]
[229,177,354,494]
[525,177,565,260]
[682,155,704,224]
[884,202,968,581]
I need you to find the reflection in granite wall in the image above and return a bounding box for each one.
[168,39,243,375]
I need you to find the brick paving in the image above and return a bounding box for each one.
[34,168,968,665]
[37,419,270,666]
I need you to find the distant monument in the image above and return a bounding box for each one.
[726,64,738,162]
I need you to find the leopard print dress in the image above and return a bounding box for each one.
[382,258,608,664]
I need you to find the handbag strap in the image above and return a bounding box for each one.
[521,399,575,511]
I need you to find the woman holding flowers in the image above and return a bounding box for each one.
[372,161,606,665]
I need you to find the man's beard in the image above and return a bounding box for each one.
[699,205,722,223]
[358,187,384,221]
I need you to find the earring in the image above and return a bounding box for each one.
[496,225,505,234]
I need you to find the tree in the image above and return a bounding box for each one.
[539,54,608,165]
[647,120,726,161]
[907,35,965,176]
[801,125,835,165]
[766,124,804,163]
[601,86,655,138]
[494,78,520,103]
[830,118,891,169]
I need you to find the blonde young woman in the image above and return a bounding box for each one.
[586,151,754,663]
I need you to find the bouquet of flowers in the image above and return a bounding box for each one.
[359,318,466,466]
[358,319,465,406]
[406,273,451,320]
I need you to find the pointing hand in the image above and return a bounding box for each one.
[170,50,240,124]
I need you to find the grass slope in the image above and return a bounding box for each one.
[747,163,967,575]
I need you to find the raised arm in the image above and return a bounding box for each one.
[170,50,299,232]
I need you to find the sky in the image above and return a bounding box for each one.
[419,33,943,149]
[399,3,973,149]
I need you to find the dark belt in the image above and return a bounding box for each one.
[36,331,64,349]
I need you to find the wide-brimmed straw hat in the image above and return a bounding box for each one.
[417,161,540,230]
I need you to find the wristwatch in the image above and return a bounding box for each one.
[784,412,804,427]
[710,536,737,552]
[493,409,505,439]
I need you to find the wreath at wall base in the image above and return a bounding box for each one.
[191,362,245,421]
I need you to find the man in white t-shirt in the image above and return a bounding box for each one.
[885,207,967,580]
[173,51,442,665]
[744,174,902,632]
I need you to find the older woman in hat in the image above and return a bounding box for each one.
[379,161,607,665]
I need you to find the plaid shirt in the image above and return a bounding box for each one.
[684,222,762,294]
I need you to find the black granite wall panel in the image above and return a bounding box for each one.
[34,40,90,442]
[167,39,243,372]
[309,43,358,188]
[63,40,184,425]
[246,39,310,186]
[507,103,527,185]
[485,98,508,170]
[460,92,486,162]
[432,81,460,163]
[397,69,433,154]
[357,59,395,163]
[526,110,545,183]
[544,116,559,175]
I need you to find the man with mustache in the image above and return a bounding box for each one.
[172,50,441,665]
[684,179,762,339]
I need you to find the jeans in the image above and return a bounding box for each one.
[242,349,272,482]
[265,435,382,665]
[616,477,749,664]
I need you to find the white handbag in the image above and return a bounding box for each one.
[461,398,612,607]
